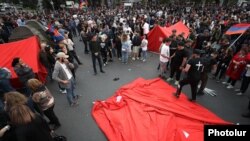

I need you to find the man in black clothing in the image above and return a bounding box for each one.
[197,52,218,95]
[194,29,211,50]
[167,42,188,85]
[89,34,105,75]
[174,49,204,101]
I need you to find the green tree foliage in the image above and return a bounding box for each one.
[22,0,38,9]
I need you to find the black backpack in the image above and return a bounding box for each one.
[132,35,141,46]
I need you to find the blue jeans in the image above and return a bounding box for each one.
[142,50,147,60]
[121,51,128,63]
[65,78,77,105]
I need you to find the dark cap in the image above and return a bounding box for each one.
[193,49,202,55]
[163,38,172,43]
[89,33,97,40]
[177,41,185,46]
[12,57,20,67]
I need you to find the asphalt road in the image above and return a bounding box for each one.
[46,37,250,141]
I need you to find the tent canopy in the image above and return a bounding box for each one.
[0,36,47,88]
[166,21,190,38]
[9,20,54,46]
[9,26,34,42]
[148,21,190,53]
[148,25,171,53]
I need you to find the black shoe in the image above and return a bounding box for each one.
[173,93,180,98]
[53,124,61,130]
[94,72,97,75]
[188,98,196,102]
[197,91,204,95]
[78,62,83,65]
[242,112,250,118]
[113,77,120,81]
[100,70,105,73]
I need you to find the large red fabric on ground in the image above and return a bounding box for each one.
[0,36,47,88]
[92,78,231,141]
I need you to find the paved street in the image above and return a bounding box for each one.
[46,37,250,141]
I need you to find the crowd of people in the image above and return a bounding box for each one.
[1,2,250,141]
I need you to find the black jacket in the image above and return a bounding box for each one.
[89,41,101,54]
[13,115,53,141]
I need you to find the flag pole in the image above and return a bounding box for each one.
[228,32,245,49]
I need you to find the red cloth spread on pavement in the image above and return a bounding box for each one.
[0,36,47,88]
[92,78,231,141]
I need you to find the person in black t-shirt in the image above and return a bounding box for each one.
[89,34,105,75]
[173,49,204,101]
[197,52,218,95]
[167,42,188,85]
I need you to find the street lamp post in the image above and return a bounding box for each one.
[50,0,55,11]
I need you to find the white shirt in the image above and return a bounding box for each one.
[141,39,148,51]
[143,22,150,35]
[246,64,250,77]
[60,63,72,80]
[160,44,170,63]
[65,39,74,51]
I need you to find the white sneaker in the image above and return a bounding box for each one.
[142,59,146,62]
[226,85,234,89]
[103,63,106,67]
[235,89,241,92]
[236,92,243,96]
[222,82,229,85]
[132,57,135,60]
[60,90,67,94]
[166,78,173,82]
[137,57,140,60]
[174,81,179,85]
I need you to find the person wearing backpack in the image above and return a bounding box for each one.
[131,31,141,60]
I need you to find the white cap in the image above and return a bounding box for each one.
[56,52,69,59]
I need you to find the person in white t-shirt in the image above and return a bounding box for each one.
[141,35,148,62]
[159,38,171,78]
[142,20,150,35]
[64,33,82,65]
